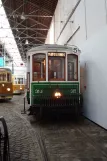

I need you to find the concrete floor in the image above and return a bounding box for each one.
[0,95,107,161]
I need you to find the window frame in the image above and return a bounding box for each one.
[48,52,66,81]
[7,72,11,82]
[32,53,46,81]
[67,54,78,81]
[0,72,11,82]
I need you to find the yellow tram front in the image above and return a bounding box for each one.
[0,68,13,100]
[12,75,25,94]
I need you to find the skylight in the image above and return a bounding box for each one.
[0,0,24,66]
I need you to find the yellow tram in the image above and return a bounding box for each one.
[12,75,25,94]
[0,67,13,100]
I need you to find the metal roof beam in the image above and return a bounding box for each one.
[8,18,46,37]
[28,17,48,28]
[12,11,37,29]
[0,14,52,17]
[3,6,48,36]
[27,1,52,15]
[0,0,8,8]
[6,3,25,22]
[0,28,48,30]
[1,36,46,39]
[4,5,49,28]
[14,33,44,43]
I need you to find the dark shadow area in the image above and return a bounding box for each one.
[0,99,12,103]
[29,111,84,127]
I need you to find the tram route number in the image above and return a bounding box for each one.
[70,89,76,93]
[72,48,78,53]
[35,89,76,94]
[35,89,43,94]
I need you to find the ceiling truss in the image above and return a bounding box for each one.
[1,0,58,61]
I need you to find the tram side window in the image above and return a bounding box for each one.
[32,54,46,81]
[67,54,78,81]
[7,73,11,82]
[48,56,65,80]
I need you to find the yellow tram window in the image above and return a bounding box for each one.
[18,78,23,84]
[67,54,78,81]
[32,54,46,81]
[48,53,65,81]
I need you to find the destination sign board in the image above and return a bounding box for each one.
[48,53,65,57]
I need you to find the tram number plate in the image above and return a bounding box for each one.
[35,89,43,94]
[70,89,76,94]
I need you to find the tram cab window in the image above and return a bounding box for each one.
[48,53,65,81]
[15,78,17,84]
[0,73,6,81]
[67,54,78,81]
[17,78,23,84]
[32,54,46,81]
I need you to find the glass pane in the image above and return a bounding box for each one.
[48,57,65,80]
[0,73,6,81]
[15,77,17,84]
[67,55,78,81]
[17,78,23,84]
[20,78,23,84]
[7,73,11,82]
[32,54,46,81]
[17,78,20,84]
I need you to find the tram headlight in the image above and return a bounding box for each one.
[20,87,22,90]
[2,84,4,87]
[7,88,11,91]
[54,91,61,98]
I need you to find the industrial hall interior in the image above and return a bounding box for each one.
[0,0,107,161]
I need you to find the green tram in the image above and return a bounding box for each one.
[26,44,83,118]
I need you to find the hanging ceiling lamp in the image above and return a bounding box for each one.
[25,39,28,44]
[20,12,26,20]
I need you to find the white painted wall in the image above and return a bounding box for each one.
[45,18,55,44]
[80,26,107,129]
[46,0,107,45]
[46,0,107,129]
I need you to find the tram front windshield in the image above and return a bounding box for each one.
[0,72,11,82]
[48,53,65,81]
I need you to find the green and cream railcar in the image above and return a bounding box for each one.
[26,44,82,118]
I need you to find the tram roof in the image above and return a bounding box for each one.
[27,44,81,54]
[0,67,12,72]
